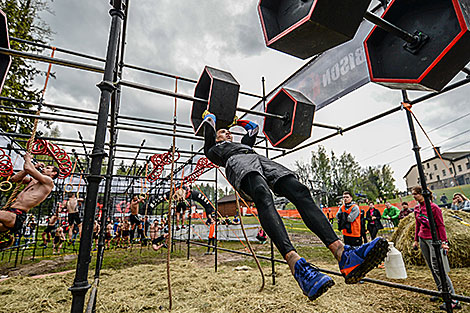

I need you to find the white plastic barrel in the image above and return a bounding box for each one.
[384,242,407,279]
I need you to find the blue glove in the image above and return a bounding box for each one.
[237,119,258,131]
[202,110,216,122]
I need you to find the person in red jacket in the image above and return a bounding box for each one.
[411,186,461,310]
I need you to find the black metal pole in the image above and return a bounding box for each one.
[69,2,123,313]
[187,145,193,260]
[363,11,419,44]
[214,169,218,272]
[262,76,276,286]
[402,90,453,313]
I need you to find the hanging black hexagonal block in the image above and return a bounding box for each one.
[263,88,315,149]
[364,0,470,91]
[258,0,373,59]
[191,66,240,136]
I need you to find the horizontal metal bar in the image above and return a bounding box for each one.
[120,80,268,116]
[0,47,104,74]
[1,132,95,145]
[115,124,203,141]
[122,64,262,99]
[0,96,99,115]
[312,122,342,131]
[0,110,97,127]
[119,79,199,102]
[114,143,205,155]
[117,120,194,136]
[11,37,106,63]
[119,80,339,130]
[117,114,193,129]
[461,68,470,76]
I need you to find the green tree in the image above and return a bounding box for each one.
[358,165,398,202]
[295,146,362,206]
[0,0,53,134]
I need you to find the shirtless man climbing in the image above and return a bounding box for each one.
[63,192,84,241]
[0,153,58,235]
[129,195,144,241]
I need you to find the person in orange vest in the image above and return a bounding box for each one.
[205,215,216,255]
[336,191,362,247]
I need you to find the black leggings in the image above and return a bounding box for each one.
[207,237,216,252]
[240,173,339,257]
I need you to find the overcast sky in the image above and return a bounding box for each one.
[27,0,470,192]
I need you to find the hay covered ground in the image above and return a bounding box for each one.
[1,244,470,313]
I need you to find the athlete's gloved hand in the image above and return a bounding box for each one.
[236,119,258,131]
[202,110,216,122]
[227,115,239,128]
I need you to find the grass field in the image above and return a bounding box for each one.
[1,240,469,313]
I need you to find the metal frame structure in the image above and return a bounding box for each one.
[0,0,469,312]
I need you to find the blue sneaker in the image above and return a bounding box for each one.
[339,237,389,284]
[294,258,335,300]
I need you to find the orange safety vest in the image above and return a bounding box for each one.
[340,203,361,238]
[209,223,215,239]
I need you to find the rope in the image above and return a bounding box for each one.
[165,77,179,310]
[235,192,265,292]
[403,103,468,197]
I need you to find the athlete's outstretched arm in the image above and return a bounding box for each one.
[237,119,259,147]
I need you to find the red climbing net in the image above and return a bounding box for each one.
[183,157,216,186]
[28,139,73,178]
[147,150,181,182]
[0,148,13,178]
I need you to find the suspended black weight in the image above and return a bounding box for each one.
[257,0,373,59]
[191,66,239,136]
[0,10,11,94]
[364,0,470,91]
[263,88,315,149]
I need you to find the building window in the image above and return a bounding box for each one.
[450,167,453,174]
[427,163,430,169]
[467,162,470,170]
[437,174,440,181]
[429,174,433,180]
[434,164,438,170]
[458,164,462,172]
[442,169,446,177]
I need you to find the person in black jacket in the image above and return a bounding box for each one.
[360,208,367,244]
[365,201,383,240]
[200,111,388,300]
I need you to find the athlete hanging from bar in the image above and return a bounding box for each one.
[201,111,389,300]
[0,153,59,235]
